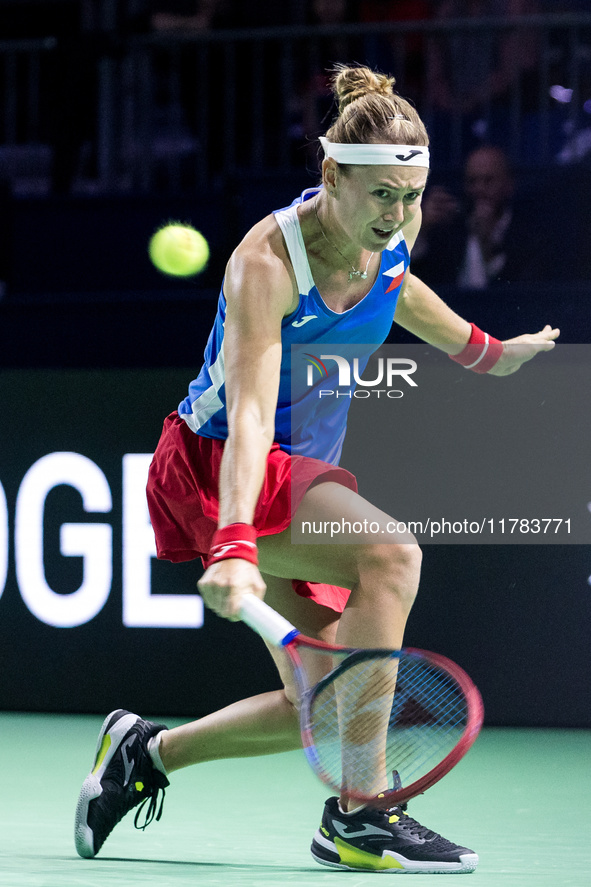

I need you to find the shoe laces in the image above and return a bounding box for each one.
[133,784,166,831]
[385,803,437,841]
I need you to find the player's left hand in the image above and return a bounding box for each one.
[488,325,560,376]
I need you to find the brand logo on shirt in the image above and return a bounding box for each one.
[292,315,318,328]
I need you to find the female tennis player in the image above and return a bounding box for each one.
[75,65,558,873]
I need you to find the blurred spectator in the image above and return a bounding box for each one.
[426,0,541,160]
[428,0,540,115]
[411,145,558,288]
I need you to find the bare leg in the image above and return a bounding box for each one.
[258,482,422,807]
[162,481,421,794]
[160,690,299,772]
[259,482,421,652]
[159,578,339,773]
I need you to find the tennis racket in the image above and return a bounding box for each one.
[240,594,483,807]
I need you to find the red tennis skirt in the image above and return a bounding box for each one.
[146,412,358,612]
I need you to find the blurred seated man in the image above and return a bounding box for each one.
[411,145,557,288]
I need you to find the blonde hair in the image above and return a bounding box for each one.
[325,64,429,150]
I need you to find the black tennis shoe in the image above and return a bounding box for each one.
[74,709,169,858]
[311,796,479,873]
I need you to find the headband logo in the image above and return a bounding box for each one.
[395,150,422,162]
[318,137,430,168]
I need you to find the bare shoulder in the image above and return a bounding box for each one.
[225,213,298,319]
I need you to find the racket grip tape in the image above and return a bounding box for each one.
[239,595,299,647]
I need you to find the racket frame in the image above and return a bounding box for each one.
[240,594,484,806]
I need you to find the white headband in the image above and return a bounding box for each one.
[319,136,430,168]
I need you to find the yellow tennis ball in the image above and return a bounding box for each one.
[149,224,210,277]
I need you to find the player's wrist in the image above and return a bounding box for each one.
[448,322,503,373]
[206,523,258,568]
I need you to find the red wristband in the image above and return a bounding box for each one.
[206,523,258,568]
[449,323,504,373]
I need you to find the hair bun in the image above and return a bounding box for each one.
[331,64,396,113]
[324,63,428,150]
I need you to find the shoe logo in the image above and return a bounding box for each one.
[121,737,136,787]
[292,315,318,328]
[333,820,393,840]
[395,150,423,162]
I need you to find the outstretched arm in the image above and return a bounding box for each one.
[394,271,471,352]
[396,211,559,372]
[394,271,559,373]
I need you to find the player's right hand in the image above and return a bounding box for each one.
[197,559,266,621]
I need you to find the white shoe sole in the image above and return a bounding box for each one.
[311,830,479,874]
[311,848,479,874]
[74,710,140,858]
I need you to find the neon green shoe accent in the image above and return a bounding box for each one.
[135,781,144,792]
[321,826,330,837]
[334,837,404,871]
[92,735,112,774]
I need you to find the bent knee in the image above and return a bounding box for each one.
[356,540,422,606]
[357,537,422,574]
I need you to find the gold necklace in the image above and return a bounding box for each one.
[314,198,374,281]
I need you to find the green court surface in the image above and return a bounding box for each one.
[1,714,589,887]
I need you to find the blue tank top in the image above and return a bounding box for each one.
[178,187,410,465]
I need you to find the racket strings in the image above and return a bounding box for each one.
[307,652,470,798]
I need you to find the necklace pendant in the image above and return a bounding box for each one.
[360,271,368,279]
[349,270,361,280]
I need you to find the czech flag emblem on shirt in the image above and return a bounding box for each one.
[383,260,406,294]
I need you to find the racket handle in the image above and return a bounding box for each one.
[239,594,299,647]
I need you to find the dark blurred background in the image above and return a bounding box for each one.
[0,1,590,725]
